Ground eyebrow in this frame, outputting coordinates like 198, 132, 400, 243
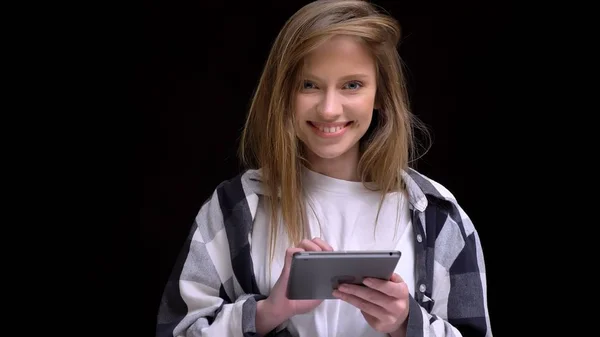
303, 73, 372, 82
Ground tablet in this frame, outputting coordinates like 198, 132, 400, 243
286, 250, 401, 300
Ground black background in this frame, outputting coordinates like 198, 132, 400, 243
125, 1, 519, 335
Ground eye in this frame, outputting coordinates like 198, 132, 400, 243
343, 81, 363, 90
302, 80, 317, 90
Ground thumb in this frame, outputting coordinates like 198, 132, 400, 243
283, 247, 305, 275
390, 273, 404, 283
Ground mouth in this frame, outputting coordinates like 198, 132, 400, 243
307, 121, 353, 137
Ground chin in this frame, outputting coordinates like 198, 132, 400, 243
311, 150, 346, 160
305, 143, 358, 160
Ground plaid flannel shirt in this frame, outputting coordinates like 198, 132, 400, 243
156, 168, 492, 337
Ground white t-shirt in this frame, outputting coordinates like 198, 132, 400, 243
251, 167, 415, 337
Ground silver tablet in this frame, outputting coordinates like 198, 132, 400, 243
286, 250, 402, 300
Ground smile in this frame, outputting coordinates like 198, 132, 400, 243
308, 121, 353, 138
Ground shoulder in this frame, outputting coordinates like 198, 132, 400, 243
204, 169, 265, 213
211, 168, 263, 198
404, 167, 476, 236
405, 167, 459, 204
193, 169, 263, 242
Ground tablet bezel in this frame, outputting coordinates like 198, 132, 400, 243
286, 250, 401, 300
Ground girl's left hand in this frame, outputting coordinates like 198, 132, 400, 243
333, 273, 409, 336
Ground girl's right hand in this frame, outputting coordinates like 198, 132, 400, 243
256, 238, 333, 334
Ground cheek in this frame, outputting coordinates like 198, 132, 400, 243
354, 114, 372, 132
351, 97, 375, 126
293, 98, 308, 137
294, 95, 311, 116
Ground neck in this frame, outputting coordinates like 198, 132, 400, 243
305, 145, 361, 181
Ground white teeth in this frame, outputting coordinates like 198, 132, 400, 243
319, 126, 343, 133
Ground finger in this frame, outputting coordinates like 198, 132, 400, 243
336, 283, 393, 309
311, 237, 333, 251
297, 239, 322, 252
281, 247, 306, 301
283, 247, 305, 273
363, 275, 408, 299
361, 311, 400, 334
333, 290, 388, 318
390, 273, 403, 283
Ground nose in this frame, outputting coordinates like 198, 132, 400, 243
317, 89, 342, 121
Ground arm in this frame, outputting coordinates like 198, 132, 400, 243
156, 190, 266, 337
255, 299, 290, 335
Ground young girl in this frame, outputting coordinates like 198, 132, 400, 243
156, 1, 492, 336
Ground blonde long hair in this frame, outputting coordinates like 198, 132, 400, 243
239, 0, 429, 256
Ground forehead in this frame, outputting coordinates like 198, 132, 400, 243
301, 35, 376, 78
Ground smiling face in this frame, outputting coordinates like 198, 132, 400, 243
294, 35, 377, 169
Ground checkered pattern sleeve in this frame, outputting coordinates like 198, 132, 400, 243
156, 175, 265, 337
405, 172, 492, 337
